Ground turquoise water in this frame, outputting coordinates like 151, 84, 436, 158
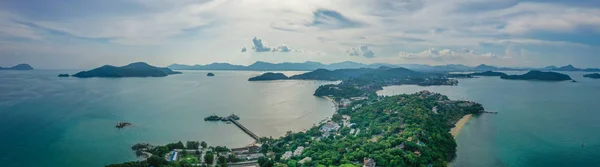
0, 70, 335, 167
379, 71, 600, 167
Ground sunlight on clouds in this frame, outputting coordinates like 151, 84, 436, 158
1, 0, 600, 67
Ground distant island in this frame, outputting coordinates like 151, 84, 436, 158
207, 73, 215, 76
548, 64, 600, 72
168, 61, 600, 73
58, 74, 70, 77
583, 73, 600, 79
470, 71, 508, 77
501, 70, 572, 81
0, 64, 33, 70
73, 62, 181, 78
248, 72, 288, 81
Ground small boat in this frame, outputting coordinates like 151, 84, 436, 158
116, 122, 132, 129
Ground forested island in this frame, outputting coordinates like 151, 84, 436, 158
500, 70, 572, 81
469, 71, 507, 77
73, 62, 181, 78
0, 64, 33, 70
583, 73, 600, 79
248, 72, 289, 81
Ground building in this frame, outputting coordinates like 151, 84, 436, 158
363, 158, 376, 167
340, 99, 352, 107
320, 122, 340, 132
235, 153, 264, 160
170, 151, 178, 161
298, 157, 312, 164
293, 146, 304, 156
281, 151, 293, 160
395, 143, 405, 150
350, 96, 368, 101
231, 145, 261, 154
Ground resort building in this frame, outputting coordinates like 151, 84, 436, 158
281, 151, 293, 160
363, 158, 376, 167
320, 122, 340, 132
293, 146, 304, 156
298, 157, 312, 164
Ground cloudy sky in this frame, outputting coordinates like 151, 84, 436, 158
1, 0, 599, 69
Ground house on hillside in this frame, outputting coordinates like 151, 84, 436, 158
363, 158, 376, 167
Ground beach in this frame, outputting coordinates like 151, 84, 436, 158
450, 114, 472, 138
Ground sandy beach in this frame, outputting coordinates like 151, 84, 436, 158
450, 114, 472, 138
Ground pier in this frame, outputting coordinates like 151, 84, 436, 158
229, 118, 261, 141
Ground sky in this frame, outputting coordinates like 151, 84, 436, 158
1, 0, 600, 69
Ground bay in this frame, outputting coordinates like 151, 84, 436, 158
0, 70, 335, 167
378, 71, 600, 167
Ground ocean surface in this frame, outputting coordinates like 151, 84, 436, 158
379, 71, 600, 167
0, 70, 336, 167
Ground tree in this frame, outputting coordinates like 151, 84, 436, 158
332, 114, 343, 122
205, 152, 215, 164
186, 141, 200, 149
201, 141, 208, 149
287, 160, 297, 167
340, 127, 351, 136
218, 156, 228, 167
147, 155, 168, 167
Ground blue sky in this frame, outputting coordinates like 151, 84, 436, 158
0, 0, 599, 69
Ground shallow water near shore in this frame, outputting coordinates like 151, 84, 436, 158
378, 71, 600, 167
0, 70, 335, 167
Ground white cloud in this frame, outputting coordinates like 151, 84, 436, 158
398, 48, 500, 63
346, 45, 375, 58
251, 37, 299, 53
1, 0, 600, 67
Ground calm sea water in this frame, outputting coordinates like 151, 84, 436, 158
379, 71, 600, 167
0, 70, 336, 167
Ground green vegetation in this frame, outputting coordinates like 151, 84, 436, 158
501, 70, 572, 81
583, 73, 600, 79
259, 91, 484, 166
73, 62, 181, 78
469, 71, 508, 77
108, 140, 237, 167
248, 72, 289, 81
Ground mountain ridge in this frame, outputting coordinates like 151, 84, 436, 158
168, 61, 600, 72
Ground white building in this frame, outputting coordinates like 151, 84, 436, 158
320, 122, 341, 132
293, 146, 304, 156
281, 151, 293, 160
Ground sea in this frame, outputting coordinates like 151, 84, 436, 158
0, 70, 336, 167
1, 70, 599, 167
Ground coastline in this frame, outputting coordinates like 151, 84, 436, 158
323, 96, 338, 113
450, 114, 472, 138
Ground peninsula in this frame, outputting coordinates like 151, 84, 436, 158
500, 70, 572, 81
0, 64, 33, 70
583, 73, 600, 79
73, 62, 181, 78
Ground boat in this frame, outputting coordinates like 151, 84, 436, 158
204, 115, 222, 121
116, 122, 132, 128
